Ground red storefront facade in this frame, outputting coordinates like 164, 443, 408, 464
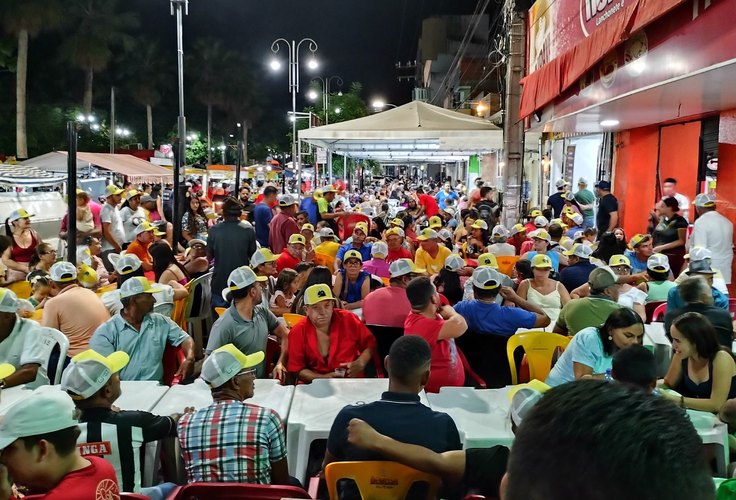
522, 0, 736, 281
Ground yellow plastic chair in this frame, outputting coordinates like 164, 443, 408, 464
507, 331, 571, 384
283, 313, 306, 328
214, 307, 227, 318
7, 281, 31, 300
95, 283, 117, 296
31, 309, 43, 321
496, 255, 520, 277
325, 461, 441, 500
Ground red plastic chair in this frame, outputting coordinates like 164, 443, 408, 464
457, 346, 487, 389
162, 344, 187, 386
165, 482, 313, 499
729, 298, 736, 317
645, 301, 666, 323
120, 494, 150, 499
651, 302, 667, 322
337, 213, 371, 241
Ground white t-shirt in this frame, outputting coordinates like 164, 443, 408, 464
100, 203, 126, 252
0, 316, 49, 387
689, 210, 734, 284
618, 287, 647, 309
487, 242, 516, 257
119, 206, 147, 243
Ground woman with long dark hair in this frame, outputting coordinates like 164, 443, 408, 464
149, 240, 190, 286
591, 231, 626, 265
433, 254, 465, 305
3, 208, 41, 282
181, 195, 208, 242
652, 197, 688, 274
662, 312, 736, 412
546, 308, 644, 386
28, 243, 56, 275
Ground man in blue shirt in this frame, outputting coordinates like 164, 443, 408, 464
454, 267, 550, 387
334, 221, 372, 272
299, 191, 319, 225
435, 183, 458, 210
624, 233, 652, 274
254, 186, 278, 248
667, 259, 729, 311
559, 243, 597, 292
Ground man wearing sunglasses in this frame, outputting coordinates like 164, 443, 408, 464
177, 344, 292, 486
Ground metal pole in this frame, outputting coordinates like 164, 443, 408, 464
235, 140, 242, 195
343, 153, 347, 184
171, 0, 188, 247
207, 105, 212, 165
66, 122, 78, 265
109, 87, 115, 154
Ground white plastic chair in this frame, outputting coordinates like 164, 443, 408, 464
153, 301, 175, 317
37, 327, 69, 384
183, 272, 213, 352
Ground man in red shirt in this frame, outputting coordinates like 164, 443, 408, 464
403, 276, 467, 393
275, 233, 306, 273
287, 284, 376, 383
125, 221, 158, 272
415, 187, 439, 218
385, 227, 413, 263
268, 194, 300, 252
364, 259, 425, 329
0, 389, 120, 499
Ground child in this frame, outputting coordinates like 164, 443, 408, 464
270, 268, 299, 316
362, 241, 390, 279
28, 272, 51, 309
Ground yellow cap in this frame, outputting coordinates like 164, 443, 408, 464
105, 184, 124, 196
304, 283, 336, 305
251, 248, 279, 268
470, 219, 488, 230
73, 349, 130, 374
477, 252, 498, 269
428, 216, 443, 229
118, 276, 164, 299
77, 263, 98, 286
531, 229, 551, 242
390, 218, 404, 228
301, 223, 314, 233
0, 363, 15, 380
354, 222, 368, 234
126, 190, 143, 200
417, 228, 439, 241
530, 209, 543, 217
609, 254, 631, 268
385, 227, 403, 238
288, 233, 306, 245
531, 254, 553, 268
629, 233, 650, 249
343, 249, 363, 263
507, 379, 551, 402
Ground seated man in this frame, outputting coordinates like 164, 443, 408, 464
503, 380, 713, 500
287, 284, 376, 383
404, 276, 467, 393
664, 275, 733, 348
124, 221, 159, 272
668, 257, 729, 311
275, 234, 308, 274
334, 222, 372, 272
454, 267, 549, 387
559, 243, 596, 293
61, 349, 184, 498
207, 266, 288, 379
323, 335, 461, 468
90, 277, 195, 382
0, 388, 120, 498
43, 261, 110, 357
0, 288, 47, 388
363, 259, 425, 329
178, 344, 291, 485
414, 229, 452, 275
461, 253, 514, 302
611, 344, 657, 392
553, 267, 622, 336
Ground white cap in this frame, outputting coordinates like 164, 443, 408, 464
472, 267, 503, 290
442, 206, 456, 217
693, 193, 716, 208
0, 288, 19, 314
319, 227, 336, 240
389, 258, 425, 278
119, 276, 164, 299
227, 266, 267, 291
570, 213, 584, 225
114, 254, 142, 275
7, 208, 34, 222
50, 261, 77, 283
578, 177, 589, 185
534, 216, 549, 227
647, 253, 670, 273
200, 344, 265, 389
250, 248, 279, 268
61, 350, 130, 399
686, 247, 712, 262
0, 387, 78, 449
492, 225, 509, 238
437, 228, 453, 241
444, 254, 465, 272
564, 243, 593, 259
278, 193, 298, 207
510, 387, 546, 427
370, 241, 388, 259
555, 179, 568, 188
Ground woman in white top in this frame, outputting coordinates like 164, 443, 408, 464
119, 190, 146, 243
517, 254, 570, 325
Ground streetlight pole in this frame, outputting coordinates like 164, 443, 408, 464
170, 0, 188, 246
309, 75, 342, 185
66, 122, 78, 265
271, 38, 318, 195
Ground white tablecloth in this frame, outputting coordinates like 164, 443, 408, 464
150, 378, 294, 421
426, 386, 514, 450
286, 378, 429, 482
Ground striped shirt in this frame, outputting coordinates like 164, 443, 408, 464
177, 399, 286, 484
77, 408, 177, 492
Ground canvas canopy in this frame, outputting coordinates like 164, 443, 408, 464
298, 100, 503, 163
22, 152, 173, 184
0, 163, 66, 189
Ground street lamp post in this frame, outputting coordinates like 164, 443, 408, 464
270, 38, 318, 195
309, 75, 342, 185
66, 113, 97, 265
170, 0, 188, 246
371, 100, 398, 111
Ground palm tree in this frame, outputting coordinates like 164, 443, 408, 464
61, 0, 139, 114
220, 62, 264, 166
127, 42, 168, 149
189, 39, 235, 165
0, 0, 63, 159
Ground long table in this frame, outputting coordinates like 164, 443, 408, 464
286, 378, 430, 483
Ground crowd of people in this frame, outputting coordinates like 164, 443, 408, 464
0, 174, 732, 499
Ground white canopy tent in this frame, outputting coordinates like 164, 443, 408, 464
298, 100, 503, 163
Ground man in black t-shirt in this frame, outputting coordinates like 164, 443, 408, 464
595, 180, 619, 238
546, 179, 568, 218
475, 186, 500, 229
61, 349, 190, 497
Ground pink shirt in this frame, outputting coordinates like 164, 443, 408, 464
363, 286, 411, 328
362, 259, 390, 278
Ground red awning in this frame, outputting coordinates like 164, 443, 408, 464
519, 0, 689, 120
61, 152, 174, 183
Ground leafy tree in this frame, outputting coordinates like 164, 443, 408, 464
0, 0, 63, 159
60, 0, 139, 114
219, 60, 264, 166
127, 41, 168, 149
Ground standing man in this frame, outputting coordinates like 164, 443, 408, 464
269, 194, 300, 252
547, 179, 568, 218
238, 184, 255, 222
254, 186, 278, 248
300, 190, 320, 225
690, 193, 733, 284
574, 177, 596, 229
594, 180, 618, 237
475, 186, 500, 229
435, 183, 457, 210
317, 187, 341, 233
662, 177, 691, 221
100, 184, 126, 264
208, 198, 258, 308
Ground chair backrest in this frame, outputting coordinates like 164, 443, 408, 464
167, 482, 312, 499
162, 344, 186, 386
495, 256, 520, 278
337, 213, 371, 241
214, 306, 227, 318
325, 461, 442, 500
456, 346, 487, 389
645, 300, 666, 323
7, 280, 32, 300
652, 302, 667, 322
37, 327, 69, 384
729, 298, 736, 317
183, 272, 213, 320
507, 332, 571, 385
283, 312, 306, 328
152, 301, 174, 317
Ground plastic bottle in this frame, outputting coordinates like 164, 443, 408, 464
604, 368, 613, 381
